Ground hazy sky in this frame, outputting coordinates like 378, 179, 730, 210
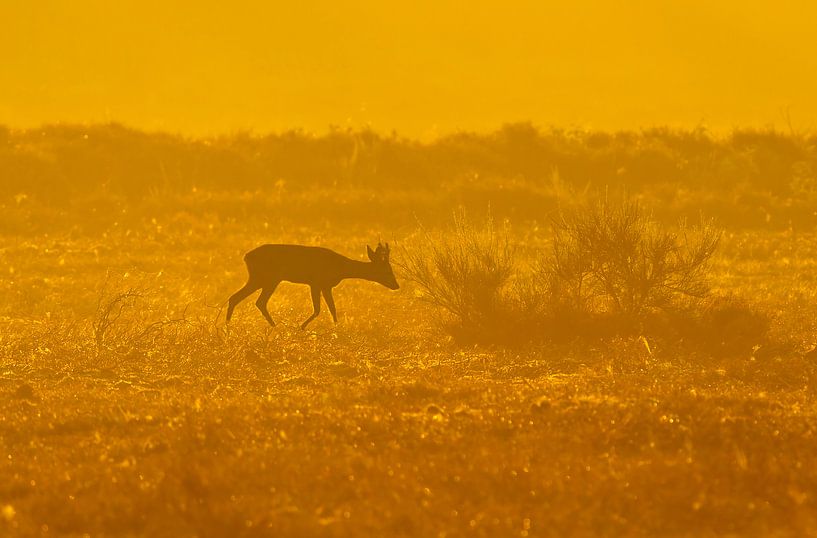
1, 1, 815, 137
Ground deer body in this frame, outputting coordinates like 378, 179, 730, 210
226, 243, 398, 330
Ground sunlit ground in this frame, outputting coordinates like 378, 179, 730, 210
1, 221, 816, 536
2, 125, 817, 535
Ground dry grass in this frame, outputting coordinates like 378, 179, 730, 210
2, 125, 817, 536
1, 219, 817, 537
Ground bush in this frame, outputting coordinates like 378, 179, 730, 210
547, 198, 721, 317
400, 211, 516, 339
403, 200, 725, 346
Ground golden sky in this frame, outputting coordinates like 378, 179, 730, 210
1, 1, 815, 137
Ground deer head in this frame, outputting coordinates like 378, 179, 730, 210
367, 242, 399, 290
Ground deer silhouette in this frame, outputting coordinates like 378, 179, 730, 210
226, 242, 399, 329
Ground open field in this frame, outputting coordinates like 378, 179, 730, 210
2, 125, 817, 536
1, 223, 817, 537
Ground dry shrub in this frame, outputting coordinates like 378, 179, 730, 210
400, 201, 777, 355
92, 272, 191, 354
547, 197, 721, 317
400, 211, 517, 341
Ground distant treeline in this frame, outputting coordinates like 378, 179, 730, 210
1, 122, 816, 229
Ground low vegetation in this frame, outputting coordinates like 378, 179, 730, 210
547, 199, 721, 316
402, 199, 728, 348
3, 123, 817, 235
1, 125, 816, 536
400, 211, 515, 340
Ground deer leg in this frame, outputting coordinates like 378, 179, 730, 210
226, 281, 260, 322
300, 286, 322, 330
323, 288, 338, 323
255, 282, 279, 327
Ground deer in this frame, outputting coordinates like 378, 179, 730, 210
226, 242, 399, 330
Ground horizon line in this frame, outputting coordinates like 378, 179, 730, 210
2, 119, 811, 142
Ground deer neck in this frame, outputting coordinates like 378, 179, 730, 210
342, 259, 379, 283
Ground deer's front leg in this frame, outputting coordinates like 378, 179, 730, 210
323, 288, 338, 323
300, 286, 322, 330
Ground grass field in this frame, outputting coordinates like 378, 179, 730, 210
2, 212, 817, 536
2, 124, 817, 536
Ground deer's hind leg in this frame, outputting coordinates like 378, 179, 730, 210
255, 281, 280, 327
300, 286, 322, 330
226, 281, 260, 322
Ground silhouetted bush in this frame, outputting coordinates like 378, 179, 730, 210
405, 201, 729, 346
547, 198, 722, 317
400, 211, 516, 340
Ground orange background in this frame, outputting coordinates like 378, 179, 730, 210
2, 1, 815, 137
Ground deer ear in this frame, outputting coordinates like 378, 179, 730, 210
367, 245, 376, 261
